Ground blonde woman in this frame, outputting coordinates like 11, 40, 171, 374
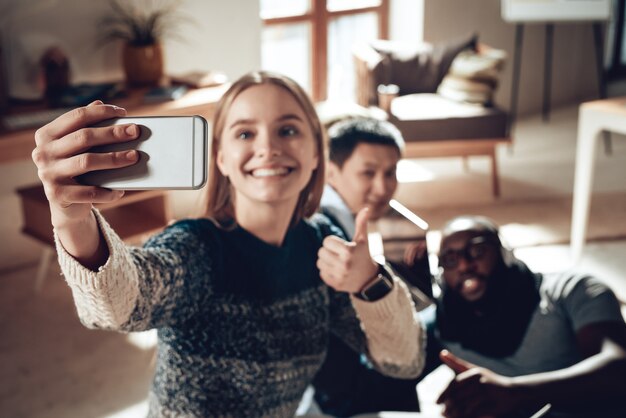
31, 71, 424, 417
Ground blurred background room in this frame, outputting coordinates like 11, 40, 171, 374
1, 0, 625, 417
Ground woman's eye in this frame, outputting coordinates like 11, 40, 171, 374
279, 125, 299, 137
237, 130, 253, 140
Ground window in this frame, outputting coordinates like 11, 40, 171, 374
260, 0, 389, 101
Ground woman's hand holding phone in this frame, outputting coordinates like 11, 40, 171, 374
32, 101, 139, 266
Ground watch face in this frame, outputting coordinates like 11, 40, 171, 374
362, 275, 393, 301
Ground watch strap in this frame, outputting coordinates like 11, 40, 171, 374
354, 263, 394, 302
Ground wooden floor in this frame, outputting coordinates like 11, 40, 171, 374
0, 265, 155, 418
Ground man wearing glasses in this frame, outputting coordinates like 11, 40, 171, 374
430, 215, 626, 418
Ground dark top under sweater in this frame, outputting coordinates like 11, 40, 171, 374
118, 215, 370, 417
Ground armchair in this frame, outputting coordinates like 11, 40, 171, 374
354, 35, 510, 197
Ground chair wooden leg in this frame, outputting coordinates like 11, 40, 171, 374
490, 148, 500, 197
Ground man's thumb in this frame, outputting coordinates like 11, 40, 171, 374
352, 207, 370, 243
440, 350, 473, 374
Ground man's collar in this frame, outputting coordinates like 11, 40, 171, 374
320, 185, 356, 240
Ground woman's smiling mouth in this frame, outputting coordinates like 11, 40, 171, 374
250, 167, 292, 178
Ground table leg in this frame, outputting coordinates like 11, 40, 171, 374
490, 147, 500, 198
507, 24, 524, 137
570, 110, 600, 262
592, 22, 613, 156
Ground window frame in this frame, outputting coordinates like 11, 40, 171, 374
262, 0, 389, 101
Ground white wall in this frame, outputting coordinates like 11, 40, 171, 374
0, 0, 261, 271
2, 0, 261, 99
390, 0, 424, 42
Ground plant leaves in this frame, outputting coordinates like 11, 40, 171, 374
98, 0, 191, 47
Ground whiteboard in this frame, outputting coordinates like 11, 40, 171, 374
501, 0, 611, 22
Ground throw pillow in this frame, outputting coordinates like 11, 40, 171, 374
437, 47, 507, 105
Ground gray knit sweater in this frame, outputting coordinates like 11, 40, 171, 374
55, 210, 424, 417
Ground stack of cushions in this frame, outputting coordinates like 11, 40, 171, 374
437, 46, 507, 105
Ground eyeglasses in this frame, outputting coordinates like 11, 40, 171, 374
438, 236, 496, 270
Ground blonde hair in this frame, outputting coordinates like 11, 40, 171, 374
199, 71, 326, 228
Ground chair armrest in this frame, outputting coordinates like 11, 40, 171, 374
353, 43, 385, 107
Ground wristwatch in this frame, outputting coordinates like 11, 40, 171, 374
354, 264, 394, 302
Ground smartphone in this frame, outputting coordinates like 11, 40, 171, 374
77, 115, 207, 190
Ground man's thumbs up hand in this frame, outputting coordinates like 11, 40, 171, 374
352, 206, 371, 244
317, 207, 379, 293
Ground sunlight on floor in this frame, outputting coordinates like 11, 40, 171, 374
126, 329, 158, 350
499, 222, 563, 249
105, 401, 149, 418
100, 332, 157, 417
514, 245, 575, 273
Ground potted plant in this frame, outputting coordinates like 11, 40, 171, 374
99, 0, 187, 86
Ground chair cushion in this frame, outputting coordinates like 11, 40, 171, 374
389, 93, 507, 141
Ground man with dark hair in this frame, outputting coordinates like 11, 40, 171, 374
321, 117, 406, 234
312, 117, 432, 416
432, 215, 626, 418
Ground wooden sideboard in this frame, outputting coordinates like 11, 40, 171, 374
18, 186, 172, 247
0, 84, 228, 164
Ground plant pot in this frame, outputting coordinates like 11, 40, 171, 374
122, 43, 164, 87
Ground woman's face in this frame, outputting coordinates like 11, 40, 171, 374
217, 83, 319, 213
